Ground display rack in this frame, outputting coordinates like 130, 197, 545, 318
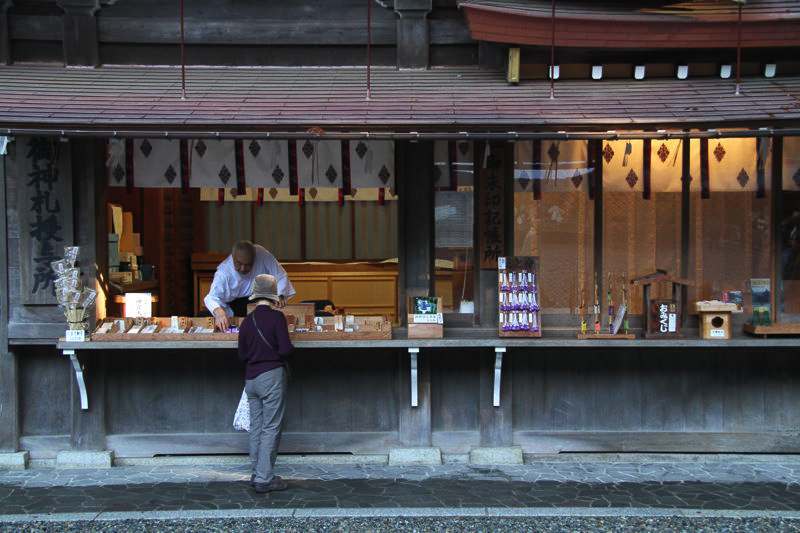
498, 256, 542, 338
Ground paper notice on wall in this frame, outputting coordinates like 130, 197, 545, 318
124, 292, 152, 318
110, 204, 123, 235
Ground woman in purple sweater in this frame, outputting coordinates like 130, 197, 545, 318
238, 274, 293, 493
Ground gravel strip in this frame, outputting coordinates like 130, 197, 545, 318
3, 516, 800, 532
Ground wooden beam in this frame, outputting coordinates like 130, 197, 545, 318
56, 0, 100, 67
0, 1, 12, 65
394, 0, 432, 69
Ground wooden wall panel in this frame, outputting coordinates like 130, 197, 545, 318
512, 348, 800, 435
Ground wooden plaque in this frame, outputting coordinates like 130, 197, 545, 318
16, 136, 73, 304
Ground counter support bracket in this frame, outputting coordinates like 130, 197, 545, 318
493, 347, 506, 407
63, 350, 88, 411
408, 348, 420, 407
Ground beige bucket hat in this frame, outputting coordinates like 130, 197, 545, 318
249, 274, 280, 303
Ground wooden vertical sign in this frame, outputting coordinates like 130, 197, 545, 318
17, 136, 73, 304
478, 143, 505, 269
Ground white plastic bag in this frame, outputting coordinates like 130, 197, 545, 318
233, 388, 250, 432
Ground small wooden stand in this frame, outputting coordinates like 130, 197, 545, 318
576, 333, 636, 340
631, 270, 693, 339
407, 296, 444, 339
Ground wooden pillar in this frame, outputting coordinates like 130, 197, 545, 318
680, 133, 691, 317
0, 154, 19, 453
396, 140, 435, 320
397, 349, 432, 446
57, 0, 100, 67
0, 1, 12, 65
70, 351, 106, 450
394, 0, 431, 69
479, 350, 512, 446
68, 139, 106, 451
72, 139, 103, 329
771, 137, 783, 321
476, 141, 510, 327
592, 140, 605, 325
0, 349, 19, 453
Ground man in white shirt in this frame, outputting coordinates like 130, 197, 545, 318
204, 241, 296, 331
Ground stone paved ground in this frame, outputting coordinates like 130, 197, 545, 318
2, 455, 800, 531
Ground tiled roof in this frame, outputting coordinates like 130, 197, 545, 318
458, 0, 800, 22
0, 65, 799, 131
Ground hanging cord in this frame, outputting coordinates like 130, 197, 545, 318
549, 0, 556, 99
735, 1, 742, 96
180, 0, 186, 100
366, 0, 372, 100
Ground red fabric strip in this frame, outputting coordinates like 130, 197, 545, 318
125, 139, 134, 191
448, 140, 458, 191
257, 188, 264, 206
179, 139, 190, 191
379, 187, 385, 206
217, 188, 224, 206
700, 138, 710, 199
341, 140, 352, 196
298, 187, 305, 207
532, 139, 542, 200
588, 140, 597, 200
234, 139, 246, 195
642, 139, 652, 200
756, 137, 767, 199
288, 139, 299, 196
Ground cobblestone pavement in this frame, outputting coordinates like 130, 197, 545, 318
2, 455, 800, 528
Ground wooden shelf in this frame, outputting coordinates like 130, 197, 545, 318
743, 323, 800, 337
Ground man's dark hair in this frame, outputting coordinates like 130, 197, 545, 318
232, 240, 255, 257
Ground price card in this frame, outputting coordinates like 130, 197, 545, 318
710, 329, 726, 338
65, 329, 86, 342
412, 313, 443, 324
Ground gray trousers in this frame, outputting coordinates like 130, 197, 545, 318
245, 366, 286, 484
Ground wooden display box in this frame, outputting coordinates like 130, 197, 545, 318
294, 314, 392, 340
407, 296, 444, 339
91, 304, 392, 342
695, 301, 741, 340
91, 317, 240, 341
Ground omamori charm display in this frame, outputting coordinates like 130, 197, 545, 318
498, 256, 542, 338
